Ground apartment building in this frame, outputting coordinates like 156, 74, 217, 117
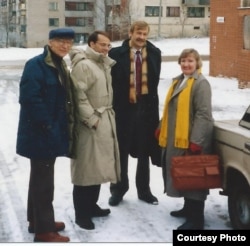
0, 0, 97, 47
130, 0, 210, 39
210, 0, 250, 88
0, 0, 210, 48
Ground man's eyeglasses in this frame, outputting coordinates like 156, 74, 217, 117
96, 42, 112, 49
54, 39, 73, 47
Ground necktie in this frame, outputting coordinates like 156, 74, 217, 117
135, 50, 142, 96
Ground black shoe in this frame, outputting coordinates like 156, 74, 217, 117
75, 218, 95, 230
92, 205, 111, 217
138, 193, 158, 205
108, 195, 123, 206
177, 219, 204, 230
170, 208, 187, 218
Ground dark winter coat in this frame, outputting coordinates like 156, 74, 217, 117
16, 45, 75, 159
109, 39, 161, 165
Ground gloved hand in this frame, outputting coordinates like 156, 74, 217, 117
187, 142, 202, 155
154, 127, 161, 140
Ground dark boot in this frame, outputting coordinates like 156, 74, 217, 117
170, 198, 191, 218
177, 200, 205, 230
109, 194, 123, 206
92, 204, 111, 217
75, 217, 95, 230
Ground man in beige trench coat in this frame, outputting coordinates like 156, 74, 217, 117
69, 31, 121, 230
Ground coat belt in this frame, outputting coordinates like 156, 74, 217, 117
95, 105, 113, 115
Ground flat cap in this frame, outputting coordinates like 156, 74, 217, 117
49, 28, 75, 40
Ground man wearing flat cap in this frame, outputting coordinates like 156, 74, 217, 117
16, 28, 75, 242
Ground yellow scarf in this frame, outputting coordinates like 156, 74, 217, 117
159, 77, 195, 148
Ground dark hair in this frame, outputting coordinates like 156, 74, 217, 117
87, 30, 110, 46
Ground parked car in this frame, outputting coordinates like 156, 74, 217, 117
213, 105, 250, 229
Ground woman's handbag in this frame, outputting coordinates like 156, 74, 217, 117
171, 154, 222, 190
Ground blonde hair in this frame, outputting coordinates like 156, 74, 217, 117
129, 21, 150, 33
178, 48, 202, 69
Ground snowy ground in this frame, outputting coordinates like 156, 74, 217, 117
0, 38, 250, 244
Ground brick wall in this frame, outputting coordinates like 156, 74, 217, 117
209, 0, 250, 88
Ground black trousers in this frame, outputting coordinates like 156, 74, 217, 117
27, 158, 56, 233
110, 151, 150, 197
73, 184, 101, 220
110, 102, 151, 197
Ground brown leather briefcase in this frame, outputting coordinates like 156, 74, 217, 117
171, 155, 222, 190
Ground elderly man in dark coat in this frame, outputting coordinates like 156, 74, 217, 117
108, 21, 161, 206
16, 28, 75, 242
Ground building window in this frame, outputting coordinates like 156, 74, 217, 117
65, 2, 93, 11
183, 0, 210, 4
187, 7, 205, 18
49, 2, 58, 11
199, 0, 210, 5
76, 18, 85, 26
145, 6, 162, 17
242, 0, 250, 7
49, 18, 59, 27
1, 0, 7, 7
166, 7, 180, 17
65, 17, 93, 27
65, 17, 86, 26
243, 15, 250, 50
20, 24, 26, 33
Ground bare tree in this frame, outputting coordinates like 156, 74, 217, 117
73, 0, 131, 42
0, 3, 9, 47
180, 4, 187, 38
94, 0, 106, 31
0, 1, 18, 47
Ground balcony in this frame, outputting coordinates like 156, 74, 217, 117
19, 4, 26, 16
106, 0, 121, 5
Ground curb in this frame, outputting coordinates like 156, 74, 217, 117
162, 55, 209, 62
0, 55, 210, 69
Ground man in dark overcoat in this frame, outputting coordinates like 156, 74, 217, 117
108, 21, 161, 206
16, 28, 75, 242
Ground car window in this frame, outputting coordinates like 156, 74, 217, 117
239, 105, 250, 130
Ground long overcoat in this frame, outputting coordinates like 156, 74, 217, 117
109, 39, 161, 165
69, 46, 121, 186
16, 46, 75, 159
162, 70, 214, 201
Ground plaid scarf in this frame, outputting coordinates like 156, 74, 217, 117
129, 40, 148, 103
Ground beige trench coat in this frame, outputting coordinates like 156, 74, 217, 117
69, 46, 121, 186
